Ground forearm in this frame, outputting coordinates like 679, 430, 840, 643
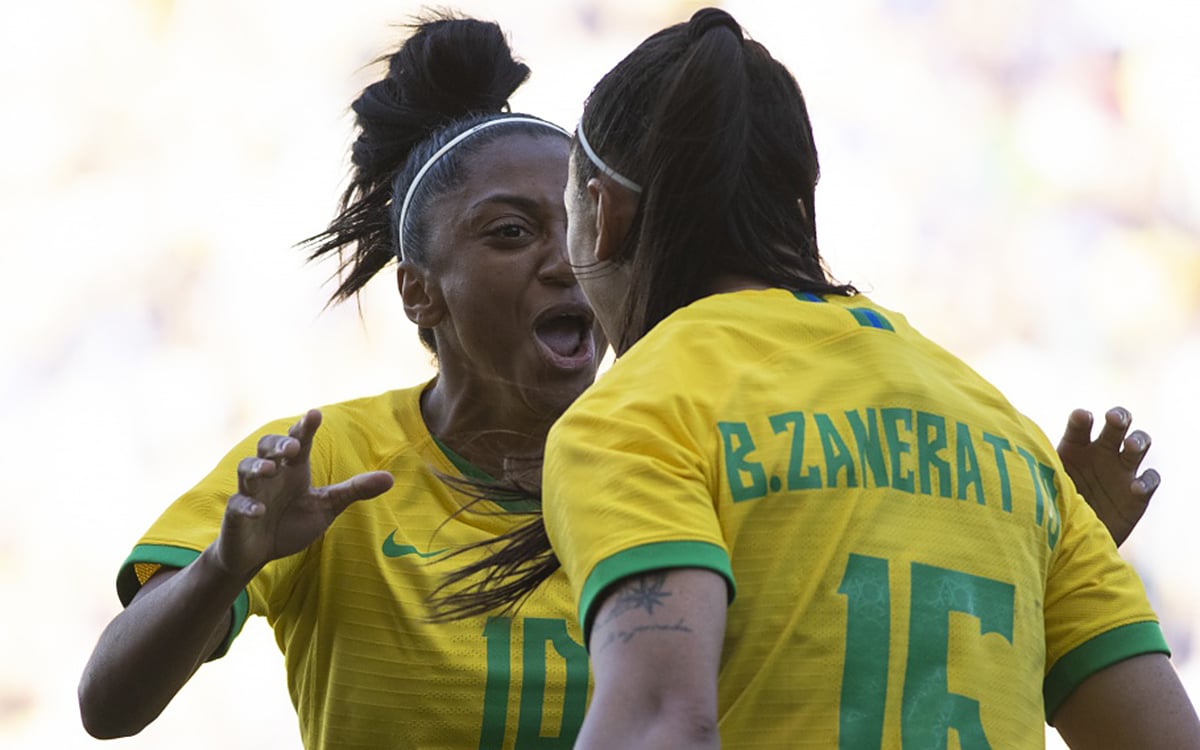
78, 544, 250, 738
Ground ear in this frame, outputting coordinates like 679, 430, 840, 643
397, 261, 446, 328
590, 177, 638, 264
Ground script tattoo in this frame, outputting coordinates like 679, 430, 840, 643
596, 618, 693, 653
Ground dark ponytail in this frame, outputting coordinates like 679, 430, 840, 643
301, 14, 564, 353
576, 7, 854, 353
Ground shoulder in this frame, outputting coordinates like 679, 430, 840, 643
311, 384, 426, 442
297, 383, 435, 480
567, 290, 837, 416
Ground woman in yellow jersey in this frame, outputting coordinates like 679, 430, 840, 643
77, 16, 601, 750
77, 11, 1164, 750
459, 8, 1198, 749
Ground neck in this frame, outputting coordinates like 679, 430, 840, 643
420, 372, 556, 480
709, 273, 773, 295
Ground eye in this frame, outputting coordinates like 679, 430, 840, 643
493, 223, 531, 240
484, 219, 536, 247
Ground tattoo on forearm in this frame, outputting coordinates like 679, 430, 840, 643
597, 618, 693, 652
598, 572, 673, 626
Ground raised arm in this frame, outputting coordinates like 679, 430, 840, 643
1057, 407, 1160, 546
1052, 653, 1200, 749
575, 568, 728, 750
78, 410, 393, 738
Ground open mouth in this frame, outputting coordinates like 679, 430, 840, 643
533, 305, 597, 371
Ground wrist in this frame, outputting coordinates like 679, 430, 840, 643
198, 542, 262, 590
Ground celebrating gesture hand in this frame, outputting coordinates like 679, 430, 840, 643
1057, 406, 1160, 547
214, 409, 394, 578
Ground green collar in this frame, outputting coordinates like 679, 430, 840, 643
430, 435, 539, 513
430, 434, 494, 482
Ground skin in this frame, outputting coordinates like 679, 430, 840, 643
564, 161, 1198, 750
77, 133, 603, 739
563, 161, 637, 343
1053, 653, 1200, 749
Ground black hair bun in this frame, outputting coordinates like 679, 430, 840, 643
349, 14, 530, 177
390, 15, 530, 122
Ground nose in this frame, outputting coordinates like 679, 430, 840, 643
537, 238, 576, 287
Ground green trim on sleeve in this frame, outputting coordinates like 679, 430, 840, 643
116, 543, 251, 661
578, 540, 736, 642
1044, 621, 1170, 722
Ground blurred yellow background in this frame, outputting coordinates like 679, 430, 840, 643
1, 1, 1196, 747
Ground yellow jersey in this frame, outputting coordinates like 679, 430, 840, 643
544, 289, 1167, 748
118, 383, 588, 750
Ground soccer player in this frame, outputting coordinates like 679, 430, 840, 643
77, 17, 601, 749
529, 8, 1197, 748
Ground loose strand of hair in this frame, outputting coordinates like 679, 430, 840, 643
425, 472, 559, 621
427, 517, 560, 621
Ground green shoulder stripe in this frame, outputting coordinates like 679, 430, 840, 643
116, 543, 250, 660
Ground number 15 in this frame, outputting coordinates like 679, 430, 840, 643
839, 554, 1016, 749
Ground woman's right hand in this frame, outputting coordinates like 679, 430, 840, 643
213, 409, 395, 578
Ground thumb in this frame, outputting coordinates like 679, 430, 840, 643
321, 471, 394, 515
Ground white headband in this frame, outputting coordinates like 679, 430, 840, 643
397, 116, 570, 258
576, 124, 643, 194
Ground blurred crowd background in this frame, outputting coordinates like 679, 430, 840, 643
1, 0, 1196, 747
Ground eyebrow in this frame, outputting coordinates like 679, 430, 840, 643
467, 193, 548, 217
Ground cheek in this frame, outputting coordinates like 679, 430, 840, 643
564, 192, 592, 264
566, 222, 594, 269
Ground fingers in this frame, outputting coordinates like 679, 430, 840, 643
321, 471, 394, 515
289, 409, 322, 464
255, 409, 323, 463
237, 456, 278, 496
229, 457, 270, 521
1060, 408, 1095, 447
226, 491, 265, 519
1132, 468, 1161, 502
1095, 407, 1132, 450
1121, 430, 1151, 469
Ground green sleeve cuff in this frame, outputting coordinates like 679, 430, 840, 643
1044, 620, 1170, 722
579, 540, 736, 642
116, 543, 250, 661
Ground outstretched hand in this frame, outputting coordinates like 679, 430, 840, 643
214, 409, 394, 578
1057, 407, 1159, 547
